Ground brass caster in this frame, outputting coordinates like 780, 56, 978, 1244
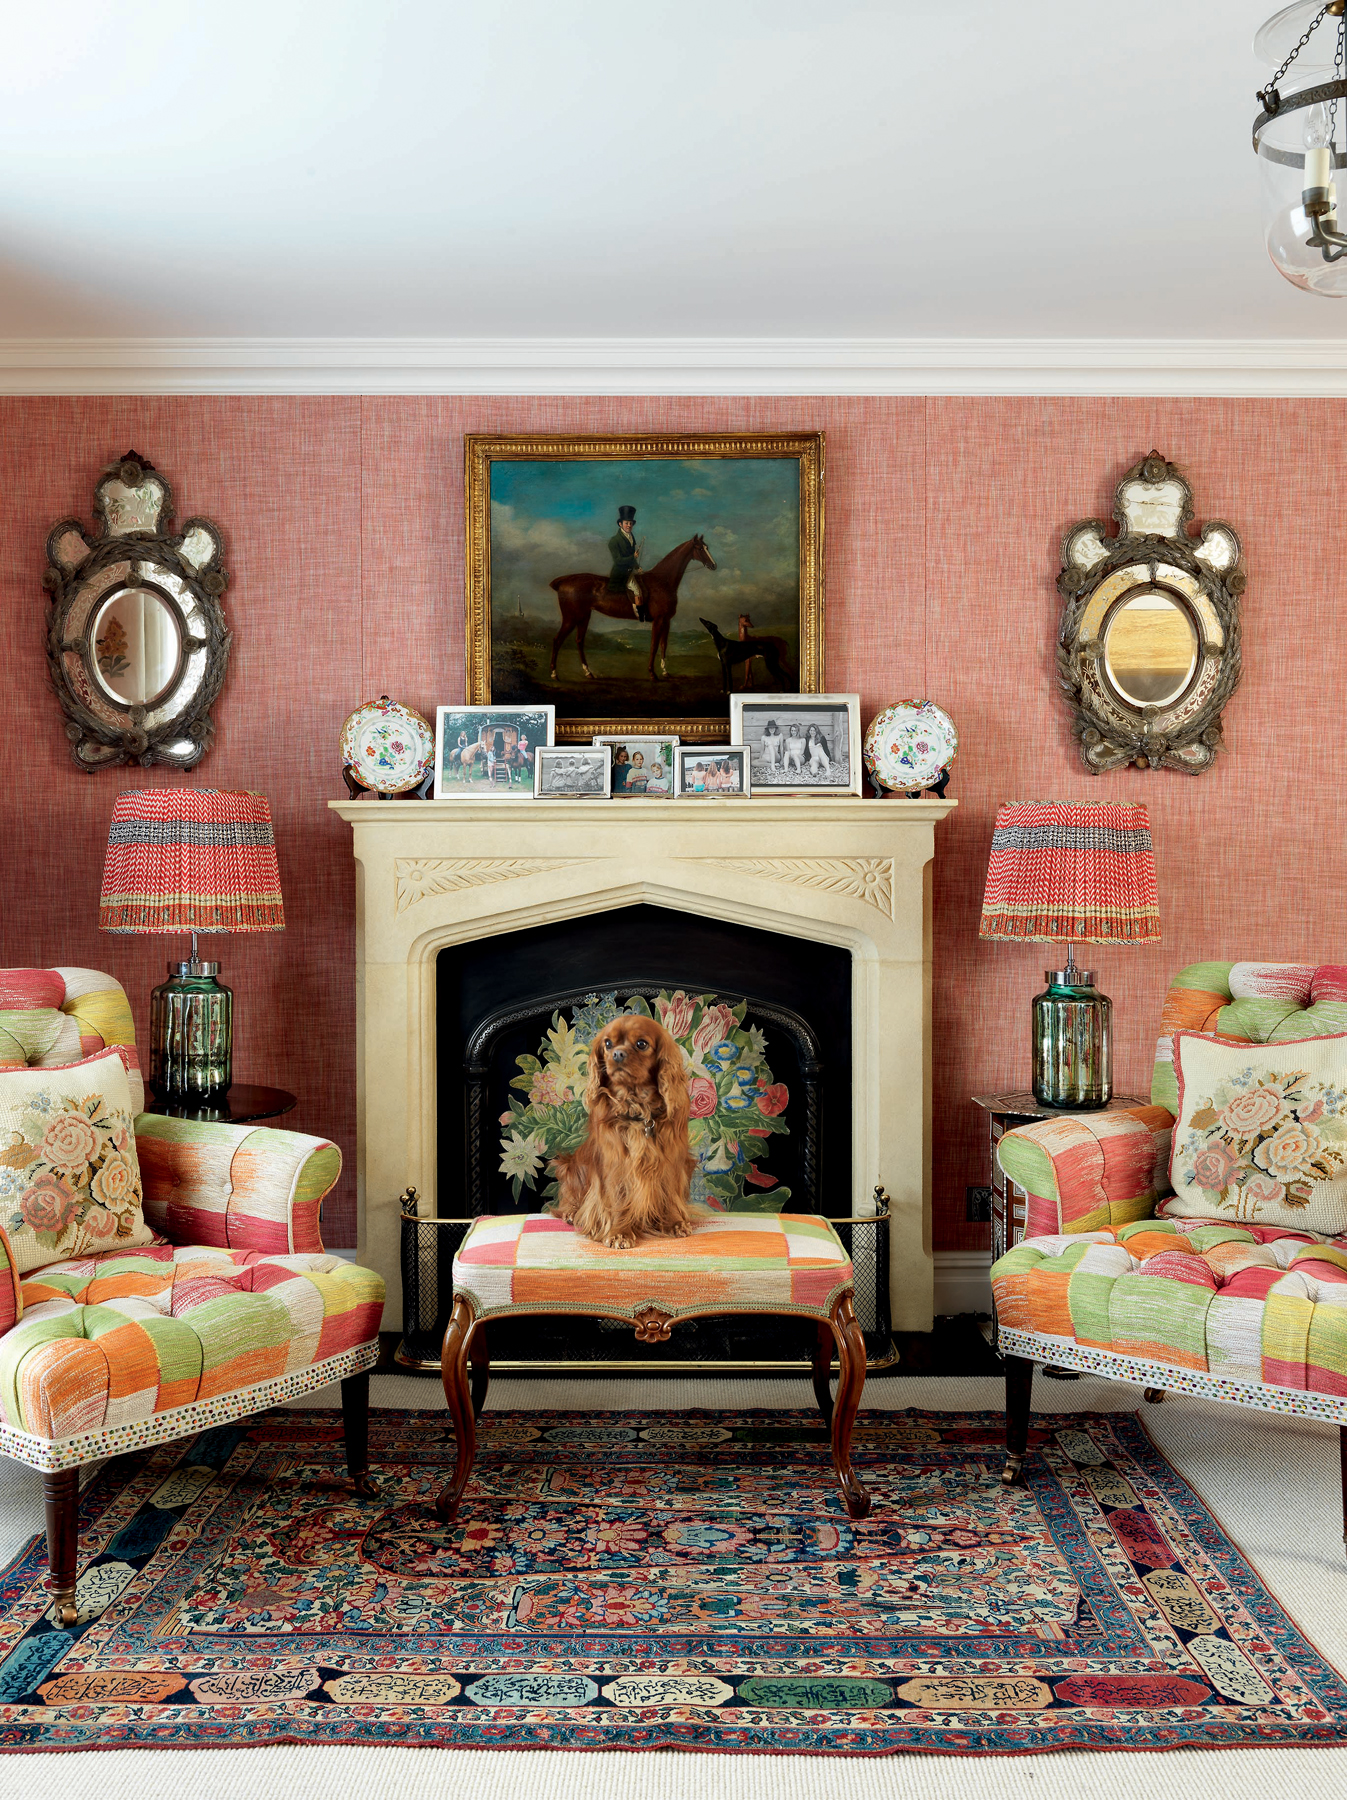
1143, 1388, 1165, 1405
350, 1471, 380, 1501
1001, 1455, 1025, 1486
51, 1598, 78, 1628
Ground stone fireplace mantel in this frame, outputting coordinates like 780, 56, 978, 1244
330, 796, 956, 1331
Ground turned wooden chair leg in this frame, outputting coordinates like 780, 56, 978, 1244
435, 1294, 478, 1521
828, 1294, 871, 1520
341, 1370, 379, 1499
43, 1468, 79, 1627
811, 1320, 835, 1428
1003, 1353, 1033, 1486
470, 1321, 491, 1421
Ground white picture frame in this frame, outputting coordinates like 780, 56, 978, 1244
591, 733, 679, 798
534, 744, 612, 799
729, 693, 862, 797
674, 745, 751, 797
433, 704, 555, 798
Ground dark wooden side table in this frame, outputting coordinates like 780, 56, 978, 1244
143, 1084, 297, 1124
973, 1089, 1147, 1262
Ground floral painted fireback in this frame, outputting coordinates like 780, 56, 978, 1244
498, 991, 790, 1211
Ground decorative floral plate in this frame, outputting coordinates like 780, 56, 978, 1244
863, 701, 958, 794
339, 695, 435, 795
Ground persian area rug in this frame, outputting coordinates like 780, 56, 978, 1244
0, 1406, 1345, 1755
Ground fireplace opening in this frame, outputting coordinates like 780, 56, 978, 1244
400, 904, 887, 1372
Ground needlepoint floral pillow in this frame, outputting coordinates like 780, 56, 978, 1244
0, 1048, 154, 1273
1168, 1029, 1347, 1236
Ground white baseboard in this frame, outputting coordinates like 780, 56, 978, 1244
4, 335, 1347, 396
933, 1250, 992, 1319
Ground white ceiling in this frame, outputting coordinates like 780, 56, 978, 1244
0, 0, 1338, 343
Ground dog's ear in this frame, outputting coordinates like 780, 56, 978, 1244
584, 1036, 607, 1112
654, 1022, 690, 1136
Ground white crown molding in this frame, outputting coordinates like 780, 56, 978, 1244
933, 1251, 992, 1319
4, 336, 1347, 397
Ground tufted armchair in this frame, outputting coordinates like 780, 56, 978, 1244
991, 961, 1347, 1538
0, 968, 384, 1623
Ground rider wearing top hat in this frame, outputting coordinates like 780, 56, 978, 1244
606, 505, 648, 620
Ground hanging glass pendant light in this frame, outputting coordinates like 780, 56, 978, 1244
1254, 2, 1347, 292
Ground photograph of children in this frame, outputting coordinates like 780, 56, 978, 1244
675, 745, 751, 798
730, 693, 862, 796
434, 705, 554, 797
591, 734, 678, 797
534, 745, 611, 799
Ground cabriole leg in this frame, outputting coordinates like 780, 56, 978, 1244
341, 1370, 378, 1499
1002, 1353, 1033, 1486
828, 1293, 871, 1520
435, 1295, 478, 1522
470, 1322, 491, 1421
43, 1468, 79, 1627
811, 1320, 835, 1428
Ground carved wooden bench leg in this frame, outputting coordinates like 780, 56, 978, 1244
435, 1294, 478, 1521
43, 1468, 79, 1627
1003, 1352, 1033, 1486
828, 1294, 870, 1520
341, 1370, 379, 1499
812, 1320, 835, 1429
470, 1322, 491, 1421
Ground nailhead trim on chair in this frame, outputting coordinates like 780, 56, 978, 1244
0, 1340, 377, 1472
998, 1326, 1347, 1425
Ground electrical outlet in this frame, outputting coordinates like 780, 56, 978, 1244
966, 1185, 992, 1222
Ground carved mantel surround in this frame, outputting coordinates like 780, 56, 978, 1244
329, 796, 956, 1332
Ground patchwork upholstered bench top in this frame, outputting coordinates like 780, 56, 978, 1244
451, 1208, 855, 1324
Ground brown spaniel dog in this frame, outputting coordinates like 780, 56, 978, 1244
553, 1014, 697, 1249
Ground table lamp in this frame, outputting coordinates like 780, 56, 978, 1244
100, 789, 285, 1099
978, 800, 1160, 1110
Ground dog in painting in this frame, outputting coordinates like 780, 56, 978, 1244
553, 1014, 697, 1249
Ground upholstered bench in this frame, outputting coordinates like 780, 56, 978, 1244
437, 1209, 871, 1519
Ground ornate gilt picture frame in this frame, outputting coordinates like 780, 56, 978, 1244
465, 432, 824, 743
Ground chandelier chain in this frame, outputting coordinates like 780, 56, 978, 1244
1259, 3, 1332, 110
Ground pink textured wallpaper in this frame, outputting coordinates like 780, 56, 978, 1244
0, 395, 1332, 1258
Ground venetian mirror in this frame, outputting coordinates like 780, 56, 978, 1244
43, 454, 231, 770
1056, 452, 1245, 774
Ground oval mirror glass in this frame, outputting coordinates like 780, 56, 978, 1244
91, 586, 182, 706
1103, 590, 1198, 707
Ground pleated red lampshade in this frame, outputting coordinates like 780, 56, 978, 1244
99, 789, 284, 935
978, 800, 1160, 945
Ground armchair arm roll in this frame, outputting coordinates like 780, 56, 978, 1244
135, 1115, 341, 1255
996, 1105, 1175, 1238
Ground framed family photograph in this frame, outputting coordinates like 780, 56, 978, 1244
534, 745, 611, 799
433, 704, 553, 798
592, 733, 677, 797
465, 432, 824, 744
675, 746, 751, 797
730, 693, 862, 796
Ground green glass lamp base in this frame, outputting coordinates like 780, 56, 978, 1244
149, 961, 233, 1099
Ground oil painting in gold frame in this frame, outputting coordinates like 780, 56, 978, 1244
465, 432, 824, 743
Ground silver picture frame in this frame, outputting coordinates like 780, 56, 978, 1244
674, 745, 751, 797
534, 744, 612, 799
591, 733, 679, 798
433, 704, 555, 798
729, 692, 862, 797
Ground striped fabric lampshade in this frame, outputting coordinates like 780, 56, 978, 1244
979, 801, 1160, 1111
99, 790, 284, 1101
979, 800, 1160, 945
100, 789, 284, 935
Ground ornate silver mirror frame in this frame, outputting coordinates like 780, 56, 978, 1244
43, 453, 231, 771
1056, 451, 1245, 774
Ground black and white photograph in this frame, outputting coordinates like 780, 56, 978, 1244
533, 745, 612, 799
591, 735, 678, 797
675, 746, 751, 798
730, 694, 862, 796
433, 704, 554, 798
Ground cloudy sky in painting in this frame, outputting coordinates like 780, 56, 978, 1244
489, 456, 800, 634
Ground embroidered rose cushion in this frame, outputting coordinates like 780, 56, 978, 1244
0, 1047, 154, 1272
1168, 1029, 1347, 1236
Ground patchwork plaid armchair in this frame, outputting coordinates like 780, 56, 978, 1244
0, 968, 384, 1623
991, 961, 1347, 1540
